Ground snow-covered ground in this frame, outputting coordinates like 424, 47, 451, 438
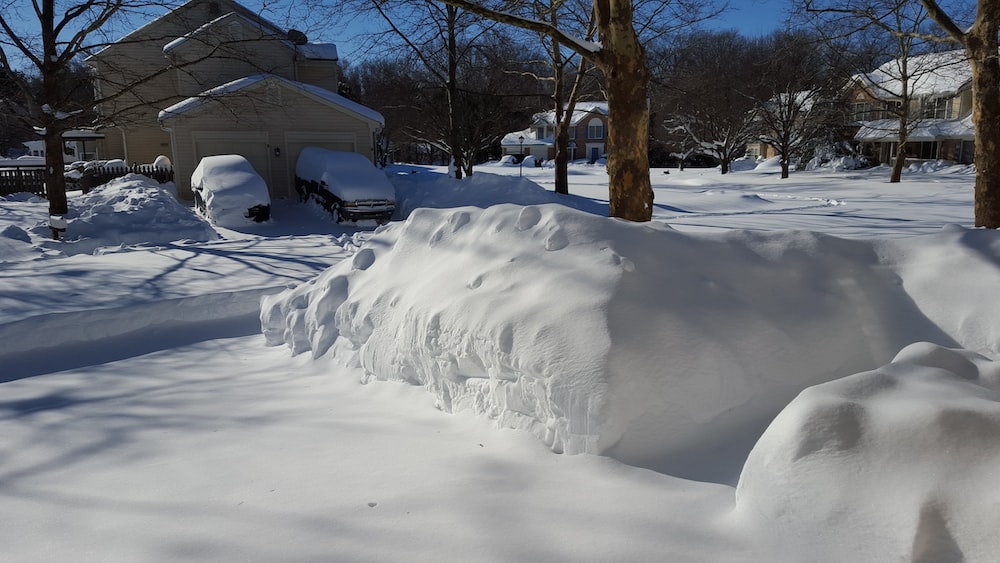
1, 159, 998, 562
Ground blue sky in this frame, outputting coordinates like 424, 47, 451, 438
709, 1, 791, 37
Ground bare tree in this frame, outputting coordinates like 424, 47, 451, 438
920, 0, 1000, 227
754, 32, 847, 179
657, 31, 766, 174
427, 0, 655, 220
0, 0, 148, 238
363, 0, 502, 179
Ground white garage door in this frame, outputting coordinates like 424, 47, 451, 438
194, 132, 271, 188
285, 132, 357, 185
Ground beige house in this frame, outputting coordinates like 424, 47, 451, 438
501, 102, 609, 164
849, 49, 975, 165
87, 0, 384, 199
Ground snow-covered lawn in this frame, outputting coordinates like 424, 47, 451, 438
1, 160, 997, 561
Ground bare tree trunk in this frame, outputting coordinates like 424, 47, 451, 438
922, 0, 1000, 227
445, 5, 464, 180
967, 46, 1000, 227
596, 0, 652, 221
41, 0, 67, 239
43, 130, 68, 239
552, 34, 570, 195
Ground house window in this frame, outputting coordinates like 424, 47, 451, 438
922, 97, 952, 119
852, 102, 872, 121
587, 118, 604, 139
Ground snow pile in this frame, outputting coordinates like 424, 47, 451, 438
735, 342, 1000, 561
261, 202, 1000, 476
31, 174, 218, 255
390, 170, 563, 218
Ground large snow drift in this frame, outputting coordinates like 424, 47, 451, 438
261, 203, 1000, 478
736, 342, 1000, 561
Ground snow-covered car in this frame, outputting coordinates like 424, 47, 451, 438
190, 155, 271, 226
294, 148, 395, 223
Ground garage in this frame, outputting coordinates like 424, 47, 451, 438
193, 131, 274, 194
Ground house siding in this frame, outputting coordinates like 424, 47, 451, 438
165, 84, 377, 199
295, 60, 339, 93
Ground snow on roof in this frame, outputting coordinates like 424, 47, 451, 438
89, 0, 285, 60
296, 43, 338, 61
163, 11, 272, 54
854, 115, 975, 142
158, 74, 384, 126
532, 101, 609, 127
501, 128, 553, 147
855, 49, 971, 99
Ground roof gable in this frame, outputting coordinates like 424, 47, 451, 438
531, 101, 609, 127
158, 74, 384, 126
88, 0, 285, 60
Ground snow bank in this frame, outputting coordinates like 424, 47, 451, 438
389, 170, 562, 218
735, 342, 1000, 562
260, 203, 1000, 474
31, 174, 218, 255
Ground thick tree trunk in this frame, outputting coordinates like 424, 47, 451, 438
891, 149, 907, 183
891, 111, 909, 183
43, 131, 68, 239
596, 0, 652, 221
41, 0, 67, 240
554, 125, 570, 195
780, 155, 790, 179
967, 46, 1000, 227
921, 0, 1000, 227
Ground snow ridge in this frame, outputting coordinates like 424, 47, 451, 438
261, 203, 1000, 474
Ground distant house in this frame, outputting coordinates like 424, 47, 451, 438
22, 130, 104, 161
86, 0, 384, 199
848, 49, 974, 165
500, 102, 609, 164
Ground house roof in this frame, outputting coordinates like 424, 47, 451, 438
501, 129, 553, 148
296, 43, 338, 61
161, 10, 337, 61
531, 101, 609, 127
854, 115, 975, 142
854, 49, 971, 99
157, 74, 384, 126
88, 0, 304, 60
162, 11, 269, 54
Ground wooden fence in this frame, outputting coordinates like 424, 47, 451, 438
0, 163, 174, 199
0, 166, 47, 198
